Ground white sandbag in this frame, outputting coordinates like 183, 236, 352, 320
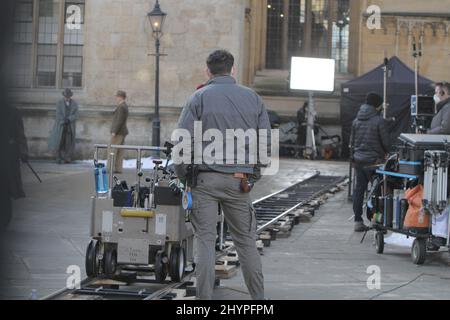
432, 207, 449, 238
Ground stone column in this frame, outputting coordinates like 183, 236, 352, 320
347, 0, 362, 75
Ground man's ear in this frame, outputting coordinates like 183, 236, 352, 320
231, 66, 236, 76
205, 68, 212, 79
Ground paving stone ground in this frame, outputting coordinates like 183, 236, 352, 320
1, 159, 450, 300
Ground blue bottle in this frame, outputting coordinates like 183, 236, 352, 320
29, 289, 38, 300
94, 162, 108, 194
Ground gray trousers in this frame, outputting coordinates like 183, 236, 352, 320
191, 172, 264, 300
107, 134, 126, 173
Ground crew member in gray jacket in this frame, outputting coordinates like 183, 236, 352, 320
429, 82, 450, 135
175, 50, 271, 300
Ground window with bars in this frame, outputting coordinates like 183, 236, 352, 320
63, 1, 84, 88
36, 0, 59, 87
266, 0, 283, 69
288, 0, 305, 60
9, 0, 85, 89
332, 0, 350, 73
266, 0, 350, 73
310, 0, 329, 59
11, 1, 34, 88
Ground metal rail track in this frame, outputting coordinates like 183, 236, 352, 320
254, 172, 346, 234
44, 269, 196, 300
44, 172, 346, 301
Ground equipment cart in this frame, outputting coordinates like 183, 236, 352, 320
367, 134, 450, 265
86, 144, 194, 282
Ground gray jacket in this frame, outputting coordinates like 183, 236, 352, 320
175, 75, 271, 177
350, 104, 391, 164
429, 98, 450, 135
48, 98, 78, 152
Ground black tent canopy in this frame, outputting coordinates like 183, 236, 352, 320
340, 56, 434, 158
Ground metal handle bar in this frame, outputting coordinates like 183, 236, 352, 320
94, 144, 168, 152
93, 144, 169, 204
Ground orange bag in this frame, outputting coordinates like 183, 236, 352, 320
403, 185, 430, 229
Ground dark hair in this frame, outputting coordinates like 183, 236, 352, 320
62, 88, 73, 98
116, 90, 127, 99
366, 92, 383, 108
206, 50, 234, 75
436, 82, 450, 96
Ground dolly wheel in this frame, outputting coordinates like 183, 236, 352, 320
412, 238, 427, 265
154, 251, 168, 283
375, 231, 384, 254
169, 247, 186, 282
104, 247, 117, 278
85, 240, 101, 278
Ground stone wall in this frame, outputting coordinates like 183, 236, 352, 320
12, 0, 450, 160
21, 105, 182, 160
12, 0, 249, 159
356, 0, 450, 81
368, 0, 450, 13
83, 0, 247, 108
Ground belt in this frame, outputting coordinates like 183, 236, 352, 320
198, 170, 248, 179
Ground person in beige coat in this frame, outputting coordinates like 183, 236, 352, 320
109, 90, 129, 174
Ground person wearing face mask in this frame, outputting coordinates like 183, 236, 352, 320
428, 82, 450, 135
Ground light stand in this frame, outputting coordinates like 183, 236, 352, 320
411, 35, 423, 133
305, 91, 318, 159
382, 55, 389, 120
289, 57, 335, 160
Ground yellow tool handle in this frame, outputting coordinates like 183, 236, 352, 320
120, 209, 155, 218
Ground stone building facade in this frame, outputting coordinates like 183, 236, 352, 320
7, 0, 450, 159
350, 0, 450, 80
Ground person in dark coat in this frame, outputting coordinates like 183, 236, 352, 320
48, 89, 79, 164
350, 93, 391, 232
0, 103, 28, 229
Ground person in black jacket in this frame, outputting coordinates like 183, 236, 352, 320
350, 93, 391, 232
0, 103, 29, 229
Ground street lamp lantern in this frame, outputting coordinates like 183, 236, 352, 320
147, 0, 166, 39
147, 0, 167, 150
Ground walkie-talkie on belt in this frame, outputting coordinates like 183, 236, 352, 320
182, 165, 198, 210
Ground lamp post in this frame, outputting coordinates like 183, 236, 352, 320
147, 0, 167, 148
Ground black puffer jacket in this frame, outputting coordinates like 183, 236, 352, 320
350, 104, 391, 163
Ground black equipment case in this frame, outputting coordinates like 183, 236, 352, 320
397, 134, 450, 162
398, 160, 422, 176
